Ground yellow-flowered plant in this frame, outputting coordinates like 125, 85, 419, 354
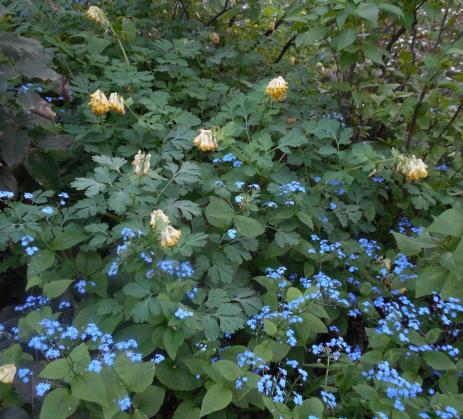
265, 76, 288, 102
210, 32, 220, 44
89, 89, 110, 115
86, 6, 108, 26
149, 209, 170, 229
132, 150, 151, 176
396, 155, 428, 181
109, 92, 125, 114
193, 129, 218, 151
160, 225, 181, 248
0, 364, 16, 384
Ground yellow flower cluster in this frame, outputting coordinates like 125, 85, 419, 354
265, 76, 288, 101
150, 209, 181, 248
132, 150, 151, 176
210, 32, 220, 44
89, 90, 125, 115
0, 364, 16, 384
86, 6, 108, 26
396, 155, 428, 181
193, 129, 218, 152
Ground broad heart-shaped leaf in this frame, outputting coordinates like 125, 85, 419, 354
428, 208, 463, 237
234, 215, 265, 237
39, 359, 72, 380
113, 356, 155, 392
133, 385, 165, 417
353, 384, 379, 400
162, 328, 185, 359
295, 26, 328, 47
334, 29, 356, 51
43, 279, 74, 298
212, 360, 242, 381
422, 351, 456, 371
40, 388, 79, 419
294, 397, 324, 418
416, 266, 447, 298
71, 372, 108, 406
25, 150, 60, 190
156, 362, 203, 391
205, 197, 234, 228
0, 127, 29, 166
51, 230, 87, 251
392, 232, 437, 256
173, 400, 201, 419
28, 250, 55, 277
200, 383, 232, 417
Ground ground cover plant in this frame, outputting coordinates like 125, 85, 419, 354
0, 0, 463, 418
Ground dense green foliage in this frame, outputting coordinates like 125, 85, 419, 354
0, 0, 463, 418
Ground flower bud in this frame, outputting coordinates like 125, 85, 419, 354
132, 150, 151, 176
0, 364, 16, 384
193, 129, 218, 152
160, 226, 181, 248
265, 76, 288, 102
210, 32, 220, 44
86, 6, 107, 25
150, 209, 170, 229
89, 89, 110, 115
108, 92, 125, 114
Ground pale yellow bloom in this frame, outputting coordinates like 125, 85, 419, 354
0, 364, 16, 384
86, 6, 107, 25
396, 155, 428, 181
210, 32, 220, 44
108, 92, 125, 114
265, 76, 288, 101
193, 129, 218, 152
150, 209, 170, 229
132, 150, 151, 176
89, 89, 110, 115
160, 226, 181, 248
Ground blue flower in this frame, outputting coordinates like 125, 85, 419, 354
0, 191, 14, 199
17, 368, 32, 383
41, 206, 54, 215
36, 382, 52, 397
87, 359, 102, 373
23, 192, 33, 200
235, 195, 244, 203
234, 181, 245, 189
329, 202, 337, 210
293, 392, 303, 406
118, 396, 131, 412
227, 229, 237, 240
175, 308, 193, 319
321, 390, 336, 409
152, 354, 165, 364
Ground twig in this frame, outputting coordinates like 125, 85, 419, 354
206, 0, 230, 26
274, 33, 296, 63
436, 100, 463, 142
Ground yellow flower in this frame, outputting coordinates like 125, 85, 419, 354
132, 150, 151, 176
89, 89, 110, 115
265, 76, 288, 101
86, 6, 107, 25
160, 226, 181, 248
0, 364, 16, 384
396, 155, 428, 181
108, 92, 125, 114
193, 129, 218, 152
210, 32, 220, 44
150, 209, 170, 229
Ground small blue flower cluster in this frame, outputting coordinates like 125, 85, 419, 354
398, 217, 422, 236
321, 390, 337, 409
108, 228, 143, 277
0, 191, 14, 199
58, 192, 69, 206
175, 308, 194, 319
20, 235, 39, 256
236, 351, 268, 370
392, 253, 417, 281
227, 229, 237, 240
279, 181, 306, 195
364, 361, 422, 411
157, 260, 194, 278
15, 295, 49, 312
300, 272, 349, 306
213, 153, 242, 167
309, 235, 345, 258
74, 279, 95, 295
17, 368, 32, 383
118, 396, 131, 412
312, 337, 361, 361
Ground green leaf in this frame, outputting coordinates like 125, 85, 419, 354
213, 360, 242, 381
275, 230, 300, 247
156, 362, 203, 391
294, 397, 324, 418
163, 328, 185, 359
297, 212, 314, 229
392, 232, 437, 256
123, 282, 151, 298
353, 384, 379, 400
295, 26, 328, 47
114, 356, 155, 392
25, 150, 60, 190
68, 343, 91, 374
40, 388, 79, 419
43, 279, 74, 298
205, 197, 234, 228
200, 383, 232, 417
28, 250, 55, 277
356, 3, 379, 25
263, 319, 278, 336
71, 372, 108, 406
428, 208, 463, 237
51, 230, 87, 251
422, 351, 456, 371
173, 401, 201, 419
234, 215, 265, 238
133, 385, 165, 417
39, 359, 72, 380
416, 266, 447, 298
334, 29, 356, 50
